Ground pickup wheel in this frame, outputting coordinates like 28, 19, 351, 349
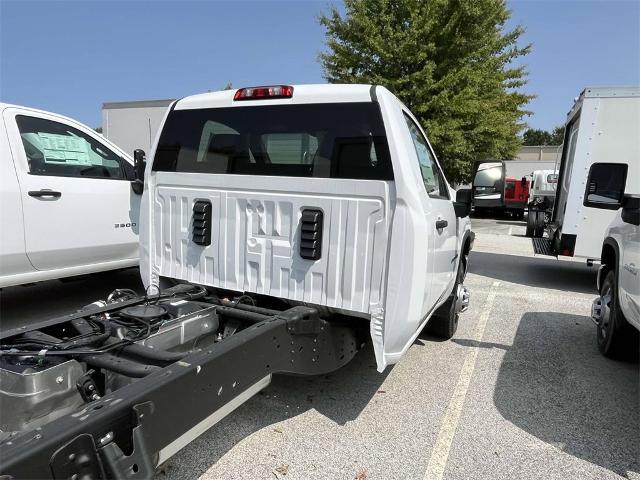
425, 255, 466, 339
597, 270, 639, 358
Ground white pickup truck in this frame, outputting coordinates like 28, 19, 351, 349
0, 103, 141, 288
0, 85, 474, 478
592, 195, 640, 357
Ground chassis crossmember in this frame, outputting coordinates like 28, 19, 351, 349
0, 304, 360, 479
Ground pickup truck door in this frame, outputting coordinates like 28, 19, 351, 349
619, 221, 640, 328
403, 113, 457, 307
3, 108, 139, 271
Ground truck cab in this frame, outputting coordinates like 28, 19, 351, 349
0, 103, 141, 287
0, 86, 474, 477
140, 84, 474, 371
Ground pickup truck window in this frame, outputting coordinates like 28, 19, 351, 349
403, 113, 449, 199
152, 103, 393, 180
15, 115, 125, 180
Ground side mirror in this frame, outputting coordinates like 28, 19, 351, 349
583, 163, 628, 210
621, 195, 640, 226
453, 188, 472, 218
547, 173, 558, 183
132, 149, 146, 195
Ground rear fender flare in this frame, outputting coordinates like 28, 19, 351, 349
598, 237, 620, 291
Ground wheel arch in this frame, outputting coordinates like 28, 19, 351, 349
599, 237, 620, 291
461, 230, 474, 257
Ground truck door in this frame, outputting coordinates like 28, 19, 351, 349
620, 222, 640, 327
3, 108, 139, 271
553, 117, 580, 226
403, 113, 457, 307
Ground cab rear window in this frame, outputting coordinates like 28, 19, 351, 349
152, 103, 393, 180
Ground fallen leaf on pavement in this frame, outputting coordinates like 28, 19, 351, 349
272, 464, 289, 478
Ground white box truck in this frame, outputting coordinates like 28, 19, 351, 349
102, 99, 174, 156
0, 84, 474, 478
526, 86, 640, 261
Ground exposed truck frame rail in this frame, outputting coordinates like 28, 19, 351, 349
0, 297, 361, 479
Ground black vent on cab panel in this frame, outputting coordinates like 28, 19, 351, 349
192, 200, 212, 246
300, 208, 323, 260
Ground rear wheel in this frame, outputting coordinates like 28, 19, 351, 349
425, 255, 467, 339
596, 270, 639, 358
526, 209, 545, 238
526, 208, 536, 237
533, 211, 545, 238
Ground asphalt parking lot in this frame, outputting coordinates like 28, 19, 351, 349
0, 217, 637, 480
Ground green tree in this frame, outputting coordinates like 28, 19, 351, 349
319, 0, 533, 183
549, 125, 564, 145
522, 125, 564, 145
522, 128, 551, 145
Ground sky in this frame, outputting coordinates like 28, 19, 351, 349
0, 0, 638, 131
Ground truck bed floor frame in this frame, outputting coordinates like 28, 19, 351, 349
0, 306, 360, 479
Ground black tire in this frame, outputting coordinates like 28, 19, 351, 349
425, 255, 466, 339
597, 270, 639, 358
525, 208, 536, 237
533, 210, 545, 238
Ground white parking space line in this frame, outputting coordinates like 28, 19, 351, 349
423, 281, 501, 480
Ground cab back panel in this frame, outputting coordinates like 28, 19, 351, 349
151, 174, 391, 315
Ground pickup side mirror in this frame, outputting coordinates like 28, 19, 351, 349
453, 188, 472, 218
547, 173, 558, 183
621, 194, 640, 226
132, 149, 146, 195
583, 163, 628, 210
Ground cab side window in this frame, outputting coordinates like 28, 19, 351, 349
403, 113, 449, 199
16, 115, 126, 180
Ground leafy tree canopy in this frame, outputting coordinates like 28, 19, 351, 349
522, 126, 564, 146
319, 0, 533, 183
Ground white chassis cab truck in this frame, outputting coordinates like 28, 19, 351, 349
0, 103, 142, 287
0, 85, 473, 479
527, 86, 640, 262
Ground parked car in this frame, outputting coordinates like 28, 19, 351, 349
0, 103, 141, 288
592, 195, 639, 357
0, 84, 474, 478
527, 86, 640, 263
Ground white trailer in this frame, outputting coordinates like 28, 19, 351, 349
531, 86, 640, 260
101, 99, 174, 157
